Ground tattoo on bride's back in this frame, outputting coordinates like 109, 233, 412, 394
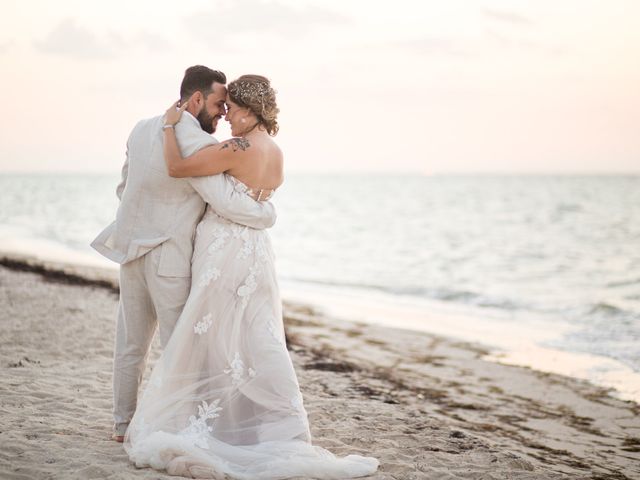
220, 138, 251, 152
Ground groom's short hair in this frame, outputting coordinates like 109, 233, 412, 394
180, 65, 227, 102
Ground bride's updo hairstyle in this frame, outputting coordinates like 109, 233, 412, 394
228, 75, 279, 136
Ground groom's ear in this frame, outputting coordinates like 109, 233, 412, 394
190, 91, 203, 109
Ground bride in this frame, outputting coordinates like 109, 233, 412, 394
124, 75, 379, 479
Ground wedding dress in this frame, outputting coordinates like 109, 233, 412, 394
124, 177, 379, 479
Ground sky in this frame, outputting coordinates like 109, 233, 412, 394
0, 0, 638, 174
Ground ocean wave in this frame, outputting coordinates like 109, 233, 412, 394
555, 203, 584, 213
280, 276, 529, 312
606, 277, 640, 288
587, 302, 636, 319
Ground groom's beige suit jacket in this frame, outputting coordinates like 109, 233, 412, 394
91, 111, 276, 275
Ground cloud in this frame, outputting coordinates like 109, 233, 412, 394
397, 37, 471, 57
0, 41, 12, 54
185, 0, 350, 42
485, 29, 567, 56
34, 19, 172, 60
482, 8, 534, 26
135, 31, 171, 53
107, 31, 128, 50
482, 12, 566, 56
34, 18, 114, 60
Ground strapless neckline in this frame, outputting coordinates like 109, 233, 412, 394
228, 175, 276, 201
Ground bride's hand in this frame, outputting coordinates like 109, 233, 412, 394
164, 100, 189, 127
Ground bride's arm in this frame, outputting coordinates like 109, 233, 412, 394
164, 128, 252, 178
163, 100, 252, 178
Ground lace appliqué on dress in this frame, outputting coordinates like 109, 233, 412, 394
224, 352, 256, 387
233, 226, 254, 260
206, 223, 231, 255
181, 400, 223, 450
197, 222, 228, 288
194, 313, 213, 335
237, 265, 261, 309
199, 266, 221, 287
236, 234, 271, 308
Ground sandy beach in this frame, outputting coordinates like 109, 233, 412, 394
1, 253, 639, 479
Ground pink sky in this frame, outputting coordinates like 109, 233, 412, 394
0, 0, 638, 174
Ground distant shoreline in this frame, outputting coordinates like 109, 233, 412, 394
1, 171, 640, 177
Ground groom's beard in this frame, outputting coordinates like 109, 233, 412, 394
197, 108, 217, 134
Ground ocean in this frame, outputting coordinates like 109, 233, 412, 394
1, 173, 639, 400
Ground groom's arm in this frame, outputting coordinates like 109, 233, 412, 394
175, 122, 277, 229
190, 175, 277, 229
116, 122, 140, 200
115, 150, 129, 201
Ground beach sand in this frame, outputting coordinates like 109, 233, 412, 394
1, 253, 639, 479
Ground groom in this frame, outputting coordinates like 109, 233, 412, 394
91, 65, 277, 442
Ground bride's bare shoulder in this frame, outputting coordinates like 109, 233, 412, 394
262, 140, 283, 188
273, 143, 283, 164
267, 137, 283, 161
270, 141, 283, 168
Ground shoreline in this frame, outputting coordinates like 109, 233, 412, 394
1, 252, 639, 478
2, 246, 640, 405
279, 279, 640, 404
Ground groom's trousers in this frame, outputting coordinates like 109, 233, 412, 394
112, 246, 191, 426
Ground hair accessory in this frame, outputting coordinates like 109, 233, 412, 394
230, 81, 273, 104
